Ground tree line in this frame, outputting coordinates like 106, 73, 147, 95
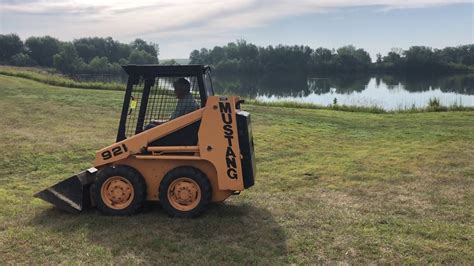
0, 33, 158, 75
1, 33, 472, 76
190, 40, 474, 75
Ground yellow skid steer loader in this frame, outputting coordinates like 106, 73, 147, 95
35, 65, 256, 218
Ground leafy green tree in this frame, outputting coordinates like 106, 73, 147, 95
130, 38, 159, 59
189, 50, 203, 64
0, 33, 24, 62
384, 51, 402, 63
310, 47, 334, 72
53, 43, 84, 74
235, 40, 259, 60
448, 45, 474, 66
333, 45, 371, 72
88, 56, 110, 70
312, 47, 333, 62
74, 41, 97, 63
209, 46, 226, 64
404, 46, 436, 67
224, 43, 238, 60
128, 49, 158, 64
25, 36, 61, 67
199, 48, 210, 62
376, 53, 382, 64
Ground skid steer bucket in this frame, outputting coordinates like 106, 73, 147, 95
34, 168, 98, 213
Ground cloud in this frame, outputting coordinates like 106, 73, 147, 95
1, 0, 471, 47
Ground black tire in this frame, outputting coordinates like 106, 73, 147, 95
159, 166, 212, 218
95, 165, 147, 216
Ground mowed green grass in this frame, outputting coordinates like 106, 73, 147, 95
0, 74, 473, 264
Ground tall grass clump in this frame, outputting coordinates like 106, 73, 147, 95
427, 97, 443, 110
421, 97, 451, 112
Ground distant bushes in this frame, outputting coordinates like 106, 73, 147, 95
0, 33, 159, 75
10, 53, 36, 66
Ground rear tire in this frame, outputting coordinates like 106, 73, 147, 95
95, 165, 146, 216
159, 166, 212, 218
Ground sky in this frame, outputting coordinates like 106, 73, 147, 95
0, 0, 473, 59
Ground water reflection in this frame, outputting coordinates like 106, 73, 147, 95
213, 73, 474, 110
213, 72, 310, 97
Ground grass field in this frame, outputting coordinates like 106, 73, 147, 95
0, 74, 473, 264
0, 65, 125, 91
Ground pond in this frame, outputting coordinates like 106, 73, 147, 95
212, 73, 474, 111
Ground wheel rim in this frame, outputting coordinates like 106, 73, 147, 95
168, 177, 201, 211
101, 176, 134, 210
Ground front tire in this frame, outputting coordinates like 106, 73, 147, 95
159, 167, 212, 218
95, 165, 147, 216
